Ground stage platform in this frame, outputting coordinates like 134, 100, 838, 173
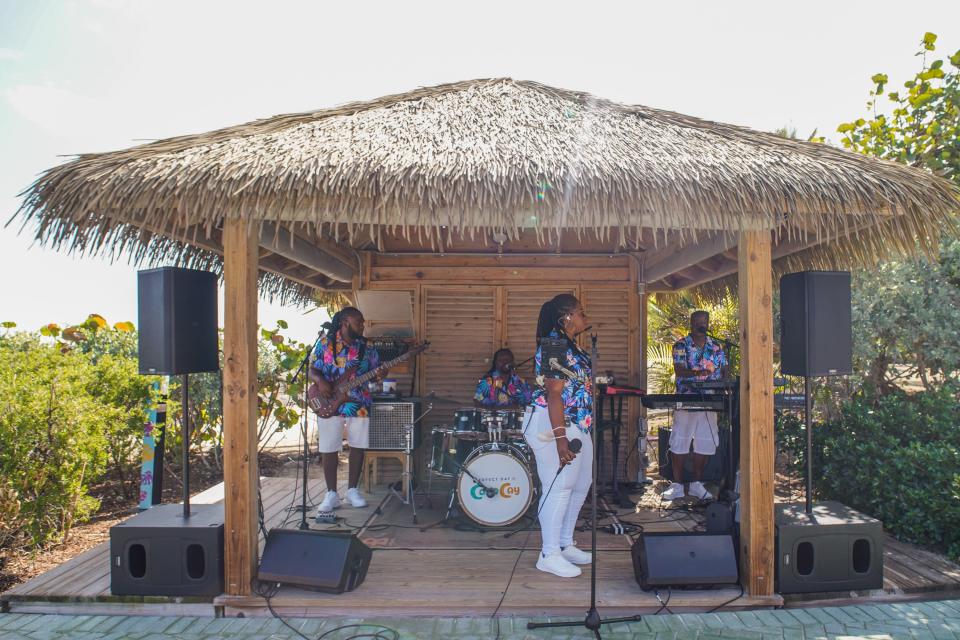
4, 476, 959, 618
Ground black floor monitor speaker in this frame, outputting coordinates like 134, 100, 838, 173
632, 531, 738, 590
110, 503, 224, 596
258, 529, 372, 594
657, 427, 727, 483
780, 271, 852, 377
776, 502, 883, 594
137, 267, 219, 375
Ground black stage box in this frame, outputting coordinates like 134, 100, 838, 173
258, 528, 372, 594
110, 503, 224, 596
776, 501, 883, 594
780, 271, 852, 377
632, 531, 738, 590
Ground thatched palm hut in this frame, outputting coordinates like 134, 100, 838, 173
13, 78, 958, 600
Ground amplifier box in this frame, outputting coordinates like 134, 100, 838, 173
110, 503, 224, 596
369, 401, 421, 450
776, 501, 883, 594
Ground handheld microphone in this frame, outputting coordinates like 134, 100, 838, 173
573, 325, 594, 337
554, 437, 583, 476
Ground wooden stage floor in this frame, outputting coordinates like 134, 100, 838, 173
4, 476, 960, 618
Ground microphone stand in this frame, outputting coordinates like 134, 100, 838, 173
293, 328, 326, 530
528, 332, 642, 638
704, 332, 739, 506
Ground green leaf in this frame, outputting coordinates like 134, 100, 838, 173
1, 321, 15, 329
276, 319, 289, 329
923, 32, 937, 47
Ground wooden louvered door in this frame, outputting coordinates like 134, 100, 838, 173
421, 286, 497, 430
581, 286, 635, 485
503, 286, 578, 380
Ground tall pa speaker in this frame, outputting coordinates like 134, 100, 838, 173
776, 502, 883, 594
258, 529, 372, 593
780, 271, 852, 377
137, 267, 218, 375
110, 503, 224, 596
631, 531, 738, 590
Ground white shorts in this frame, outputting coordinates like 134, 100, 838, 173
315, 416, 370, 454
669, 410, 719, 456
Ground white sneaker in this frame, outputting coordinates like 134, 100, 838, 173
345, 487, 367, 508
561, 544, 592, 565
536, 551, 582, 578
318, 490, 341, 512
688, 481, 712, 501
662, 482, 685, 501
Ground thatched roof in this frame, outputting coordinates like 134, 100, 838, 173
11, 77, 959, 296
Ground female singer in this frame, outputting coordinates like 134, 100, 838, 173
524, 294, 593, 577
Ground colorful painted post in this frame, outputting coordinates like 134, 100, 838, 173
138, 378, 168, 509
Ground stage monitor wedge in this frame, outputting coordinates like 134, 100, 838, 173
258, 529, 372, 594
138, 267, 218, 375
632, 531, 738, 590
780, 271, 852, 377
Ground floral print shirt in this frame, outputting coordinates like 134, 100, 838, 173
531, 330, 594, 432
473, 371, 533, 407
673, 334, 727, 394
311, 333, 380, 417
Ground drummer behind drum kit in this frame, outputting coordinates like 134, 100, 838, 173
427, 407, 537, 527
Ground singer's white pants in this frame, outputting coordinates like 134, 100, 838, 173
523, 406, 593, 557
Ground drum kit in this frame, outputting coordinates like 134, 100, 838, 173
427, 406, 538, 527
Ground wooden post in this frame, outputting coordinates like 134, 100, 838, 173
737, 230, 775, 596
222, 218, 259, 596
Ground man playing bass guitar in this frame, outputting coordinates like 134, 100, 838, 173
309, 307, 385, 513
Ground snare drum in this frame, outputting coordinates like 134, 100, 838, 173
453, 408, 485, 439
457, 441, 534, 527
428, 427, 480, 477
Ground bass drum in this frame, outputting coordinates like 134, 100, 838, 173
457, 442, 534, 527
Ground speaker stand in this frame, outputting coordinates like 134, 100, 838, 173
804, 375, 813, 515
182, 373, 191, 518
527, 334, 643, 638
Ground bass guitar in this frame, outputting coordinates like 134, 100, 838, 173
307, 341, 430, 418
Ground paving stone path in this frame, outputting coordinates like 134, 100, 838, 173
3, 600, 960, 639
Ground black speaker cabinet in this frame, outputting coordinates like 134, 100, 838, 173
776, 501, 883, 594
632, 531, 738, 590
780, 271, 852, 377
110, 503, 224, 596
137, 267, 218, 375
258, 529, 372, 593
657, 427, 727, 483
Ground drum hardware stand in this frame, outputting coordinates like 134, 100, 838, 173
381, 403, 434, 524
528, 333, 642, 638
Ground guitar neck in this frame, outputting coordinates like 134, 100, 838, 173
336, 348, 423, 393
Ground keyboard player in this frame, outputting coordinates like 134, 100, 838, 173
662, 310, 728, 502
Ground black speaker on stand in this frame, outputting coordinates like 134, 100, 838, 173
776, 272, 882, 593
110, 267, 220, 596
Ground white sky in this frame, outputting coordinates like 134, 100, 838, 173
1, 0, 958, 343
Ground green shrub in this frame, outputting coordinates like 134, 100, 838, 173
0, 336, 109, 547
777, 389, 960, 559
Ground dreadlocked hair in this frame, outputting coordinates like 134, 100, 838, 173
536, 294, 580, 347
486, 348, 514, 376
327, 306, 362, 339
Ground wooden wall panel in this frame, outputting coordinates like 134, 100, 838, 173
421, 287, 497, 428
582, 286, 636, 485
503, 287, 577, 379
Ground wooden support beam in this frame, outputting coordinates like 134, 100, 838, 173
222, 219, 259, 597
642, 233, 737, 284
259, 222, 354, 283
737, 230, 775, 596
